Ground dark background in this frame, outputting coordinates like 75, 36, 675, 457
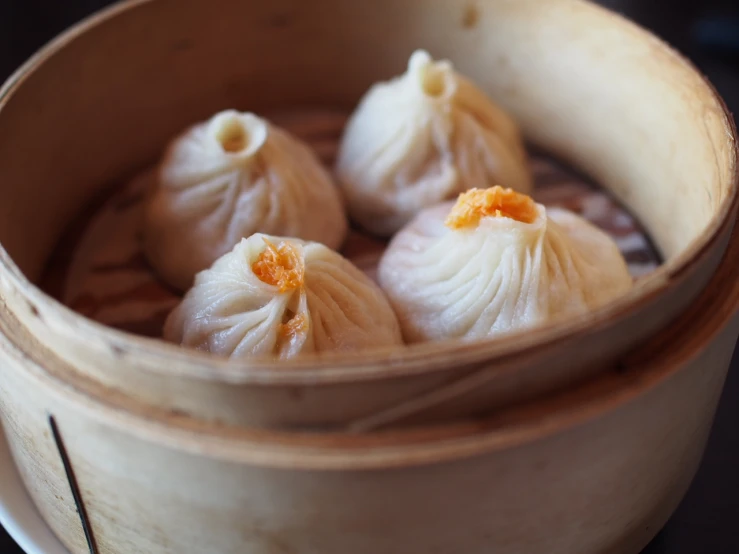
1, 1, 738, 553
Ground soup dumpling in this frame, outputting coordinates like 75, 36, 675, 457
144, 110, 348, 291
165, 234, 403, 359
335, 50, 532, 237
378, 187, 633, 342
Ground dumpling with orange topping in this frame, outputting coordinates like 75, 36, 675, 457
335, 50, 532, 237
378, 187, 633, 343
164, 233, 403, 359
144, 110, 348, 291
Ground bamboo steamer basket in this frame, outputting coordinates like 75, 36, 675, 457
0, 0, 736, 430
0, 212, 738, 554
0, 2, 737, 551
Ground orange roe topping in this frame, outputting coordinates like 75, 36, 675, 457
278, 313, 309, 339
252, 239, 304, 293
445, 186, 538, 229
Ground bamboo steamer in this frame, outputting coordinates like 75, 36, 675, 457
0, 212, 738, 554
0, 0, 736, 430
0, 2, 737, 551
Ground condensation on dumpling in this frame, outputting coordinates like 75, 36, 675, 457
144, 111, 348, 291
335, 50, 532, 237
164, 234, 403, 359
377, 187, 633, 343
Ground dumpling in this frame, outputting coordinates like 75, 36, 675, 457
164, 234, 403, 359
377, 187, 633, 343
144, 110, 348, 291
335, 50, 532, 237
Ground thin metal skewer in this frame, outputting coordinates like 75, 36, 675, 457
49, 415, 99, 554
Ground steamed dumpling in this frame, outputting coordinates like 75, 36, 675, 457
335, 50, 532, 237
165, 234, 403, 359
378, 187, 633, 342
144, 110, 348, 291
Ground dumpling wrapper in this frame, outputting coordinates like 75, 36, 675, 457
378, 187, 633, 343
144, 110, 348, 291
336, 50, 532, 237
165, 234, 403, 359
